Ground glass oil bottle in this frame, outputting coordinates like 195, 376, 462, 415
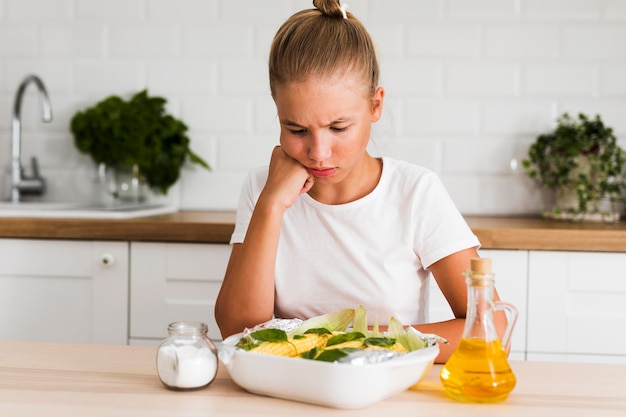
440, 257, 518, 403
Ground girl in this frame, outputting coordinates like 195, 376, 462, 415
215, 0, 487, 363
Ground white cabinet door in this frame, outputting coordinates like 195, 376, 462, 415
129, 242, 230, 345
428, 249, 528, 360
0, 239, 128, 344
527, 250, 626, 364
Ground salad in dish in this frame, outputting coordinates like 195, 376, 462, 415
233, 305, 441, 364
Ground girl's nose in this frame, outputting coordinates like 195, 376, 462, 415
308, 133, 332, 162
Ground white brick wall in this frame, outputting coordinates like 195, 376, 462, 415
1, 0, 625, 215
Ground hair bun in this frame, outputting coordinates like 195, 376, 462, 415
313, 0, 346, 19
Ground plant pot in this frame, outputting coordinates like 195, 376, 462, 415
547, 191, 620, 223
546, 157, 621, 222
102, 164, 147, 203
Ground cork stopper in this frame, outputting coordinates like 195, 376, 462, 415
470, 257, 492, 274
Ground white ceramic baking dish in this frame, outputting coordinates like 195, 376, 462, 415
217, 327, 439, 409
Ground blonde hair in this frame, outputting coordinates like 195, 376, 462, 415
269, 0, 380, 97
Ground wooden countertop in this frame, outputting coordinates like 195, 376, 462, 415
0, 210, 237, 243
1, 211, 626, 251
1, 340, 624, 416
465, 216, 626, 252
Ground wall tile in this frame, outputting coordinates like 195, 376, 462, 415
482, 100, 554, 135
147, 0, 218, 22
217, 135, 276, 172
369, 0, 443, 22
180, 171, 246, 210
443, 137, 518, 175
380, 59, 442, 96
74, 62, 144, 94
381, 136, 442, 173
147, 61, 217, 94
109, 25, 180, 58
5, 0, 71, 20
447, 0, 518, 20
563, 25, 626, 59
374, 97, 404, 140
605, 0, 626, 19
367, 25, 404, 59
0, 97, 10, 130
598, 64, 626, 97
405, 98, 480, 135
254, 25, 279, 59
407, 24, 480, 57
485, 25, 559, 58
440, 174, 481, 214
6, 61, 71, 98
220, 0, 291, 25
523, 0, 602, 20
476, 176, 551, 215
41, 24, 105, 57
75, 0, 143, 20
523, 63, 594, 96
183, 25, 254, 58
445, 62, 517, 96
0, 66, 6, 93
253, 96, 279, 135
181, 97, 253, 133
218, 59, 269, 95
0, 25, 38, 57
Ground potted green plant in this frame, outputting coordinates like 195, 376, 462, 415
522, 112, 626, 221
70, 90, 210, 199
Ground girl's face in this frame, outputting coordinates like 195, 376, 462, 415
273, 73, 384, 191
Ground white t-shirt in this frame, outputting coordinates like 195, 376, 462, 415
230, 157, 480, 325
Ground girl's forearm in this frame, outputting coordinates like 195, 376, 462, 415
215, 196, 286, 338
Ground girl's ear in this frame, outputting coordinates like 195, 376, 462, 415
371, 87, 385, 122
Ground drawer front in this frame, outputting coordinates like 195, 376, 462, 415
528, 250, 626, 358
130, 242, 230, 341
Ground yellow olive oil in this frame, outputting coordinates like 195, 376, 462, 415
440, 338, 516, 403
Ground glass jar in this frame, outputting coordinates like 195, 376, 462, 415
440, 258, 518, 403
99, 163, 148, 203
156, 321, 218, 391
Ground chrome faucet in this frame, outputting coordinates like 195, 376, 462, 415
10, 74, 52, 202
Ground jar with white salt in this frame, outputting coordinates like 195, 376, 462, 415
156, 321, 218, 390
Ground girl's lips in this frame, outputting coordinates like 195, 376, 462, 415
308, 167, 337, 178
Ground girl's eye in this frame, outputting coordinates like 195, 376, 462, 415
289, 129, 307, 135
331, 126, 347, 132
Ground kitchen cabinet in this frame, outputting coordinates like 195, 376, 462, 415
129, 242, 230, 345
0, 238, 128, 344
428, 249, 528, 360
527, 250, 626, 364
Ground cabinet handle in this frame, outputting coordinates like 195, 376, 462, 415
101, 253, 115, 267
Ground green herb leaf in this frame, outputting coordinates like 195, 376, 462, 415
363, 337, 396, 348
249, 329, 288, 343
303, 327, 332, 335
301, 347, 319, 359
315, 348, 362, 362
326, 332, 365, 347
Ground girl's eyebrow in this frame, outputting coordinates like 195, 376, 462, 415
280, 118, 350, 127
280, 119, 302, 127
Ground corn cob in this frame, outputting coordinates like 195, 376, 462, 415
250, 333, 331, 357
323, 340, 364, 350
366, 342, 408, 353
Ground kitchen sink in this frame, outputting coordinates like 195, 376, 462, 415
0, 201, 178, 219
